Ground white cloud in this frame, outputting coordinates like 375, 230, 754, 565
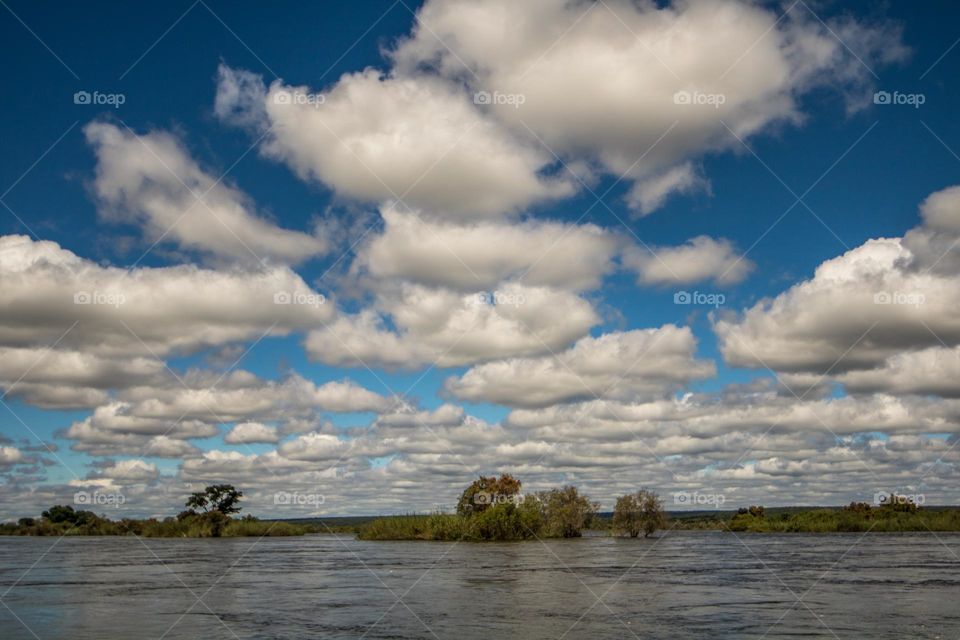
445, 325, 715, 408
225, 422, 280, 444
353, 205, 621, 291
0, 234, 331, 359
278, 432, 349, 462
390, 0, 905, 214
88, 459, 159, 483
624, 235, 753, 286
835, 347, 960, 398
716, 188, 960, 377
305, 282, 599, 368
86, 122, 326, 264
215, 66, 572, 219
0, 447, 24, 467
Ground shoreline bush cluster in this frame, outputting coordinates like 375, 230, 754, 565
358, 475, 662, 541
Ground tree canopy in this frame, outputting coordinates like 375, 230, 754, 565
456, 474, 522, 516
185, 484, 244, 515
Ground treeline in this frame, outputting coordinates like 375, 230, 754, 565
723, 497, 958, 532
1, 485, 313, 538
358, 475, 667, 541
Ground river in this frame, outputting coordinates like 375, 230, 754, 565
1, 531, 957, 638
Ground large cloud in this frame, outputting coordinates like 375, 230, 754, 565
0, 234, 331, 360
715, 186, 960, 382
444, 325, 715, 407
352, 205, 621, 291
215, 66, 572, 219
305, 282, 599, 368
390, 0, 906, 214
86, 122, 326, 264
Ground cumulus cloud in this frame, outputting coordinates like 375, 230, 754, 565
60, 372, 392, 455
87, 459, 159, 483
86, 122, 326, 264
215, 66, 572, 219
0, 234, 331, 360
716, 187, 960, 381
305, 282, 599, 368
374, 404, 466, 430
834, 347, 960, 398
624, 235, 753, 286
353, 205, 621, 291
0, 447, 24, 468
225, 422, 280, 444
445, 325, 715, 408
390, 0, 906, 214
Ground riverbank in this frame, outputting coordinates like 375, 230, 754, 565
353, 506, 960, 540
1, 515, 318, 537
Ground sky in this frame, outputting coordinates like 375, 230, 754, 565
1, 0, 959, 519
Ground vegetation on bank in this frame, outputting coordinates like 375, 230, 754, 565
668, 496, 960, 533
1, 484, 317, 537
358, 475, 665, 541
5, 482, 957, 539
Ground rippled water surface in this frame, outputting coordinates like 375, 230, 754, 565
1, 532, 958, 638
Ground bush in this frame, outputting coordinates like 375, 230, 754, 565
537, 486, 598, 538
613, 490, 666, 538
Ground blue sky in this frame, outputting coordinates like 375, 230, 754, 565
2, 0, 960, 517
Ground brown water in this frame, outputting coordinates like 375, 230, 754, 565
0, 531, 957, 638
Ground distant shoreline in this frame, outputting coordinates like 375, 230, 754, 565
6, 505, 958, 538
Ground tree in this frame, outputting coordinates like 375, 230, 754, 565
613, 490, 666, 537
456, 474, 522, 516
538, 486, 598, 538
185, 484, 243, 515
42, 505, 78, 524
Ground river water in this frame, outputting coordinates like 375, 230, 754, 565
0, 531, 957, 638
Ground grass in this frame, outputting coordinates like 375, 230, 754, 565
358, 514, 468, 541
724, 507, 960, 533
